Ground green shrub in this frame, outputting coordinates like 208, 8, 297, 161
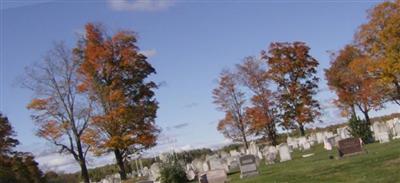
159, 155, 187, 183
347, 115, 374, 144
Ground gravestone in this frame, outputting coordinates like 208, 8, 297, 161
316, 132, 324, 144
150, 163, 160, 181
338, 138, 363, 157
337, 127, 351, 139
376, 132, 390, 143
262, 146, 277, 165
287, 137, 299, 150
229, 150, 240, 157
202, 161, 210, 172
226, 156, 240, 173
372, 122, 389, 141
323, 137, 333, 150
192, 159, 204, 173
278, 143, 292, 162
208, 158, 228, 172
239, 155, 259, 178
198, 169, 227, 183
393, 121, 400, 139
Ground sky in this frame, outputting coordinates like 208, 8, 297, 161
1, 0, 398, 173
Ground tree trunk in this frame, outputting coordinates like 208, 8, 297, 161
78, 158, 90, 183
362, 111, 371, 125
351, 105, 357, 118
114, 149, 127, 180
267, 124, 278, 146
243, 134, 249, 149
75, 134, 90, 183
299, 124, 306, 136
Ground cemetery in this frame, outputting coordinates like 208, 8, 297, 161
94, 117, 400, 183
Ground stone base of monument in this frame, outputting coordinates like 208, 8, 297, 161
240, 171, 259, 179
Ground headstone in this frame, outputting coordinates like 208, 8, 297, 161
208, 158, 228, 171
239, 155, 258, 178
229, 150, 240, 157
203, 161, 210, 172
262, 146, 277, 165
376, 132, 390, 143
220, 151, 230, 159
278, 143, 291, 162
150, 163, 161, 181
198, 170, 227, 183
392, 120, 400, 139
337, 138, 363, 157
186, 169, 196, 181
192, 159, 204, 173
225, 156, 240, 173
337, 127, 351, 139
316, 132, 324, 144
287, 137, 299, 150
372, 122, 389, 141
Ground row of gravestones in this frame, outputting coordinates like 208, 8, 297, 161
371, 118, 400, 143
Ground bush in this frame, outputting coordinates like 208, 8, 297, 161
159, 155, 187, 183
347, 115, 374, 144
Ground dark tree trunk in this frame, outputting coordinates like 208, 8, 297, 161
114, 149, 127, 180
74, 132, 90, 183
362, 111, 371, 125
78, 158, 90, 183
267, 124, 278, 146
299, 124, 306, 136
351, 105, 357, 118
243, 134, 249, 149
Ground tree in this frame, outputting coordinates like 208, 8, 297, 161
75, 23, 159, 180
325, 45, 384, 125
355, 0, 400, 106
325, 45, 361, 117
0, 113, 19, 156
213, 70, 251, 148
262, 42, 320, 136
347, 115, 373, 144
236, 57, 279, 145
24, 43, 92, 183
0, 113, 44, 183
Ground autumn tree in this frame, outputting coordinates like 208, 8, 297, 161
75, 23, 159, 180
262, 42, 320, 136
23, 43, 92, 183
355, 0, 400, 106
325, 45, 384, 125
213, 70, 252, 149
236, 57, 279, 145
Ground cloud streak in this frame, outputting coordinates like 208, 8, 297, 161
108, 0, 175, 12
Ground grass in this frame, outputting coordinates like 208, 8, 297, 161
228, 139, 400, 183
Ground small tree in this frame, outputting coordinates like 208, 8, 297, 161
347, 115, 373, 144
159, 155, 187, 183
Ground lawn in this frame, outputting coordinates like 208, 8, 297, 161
228, 139, 400, 183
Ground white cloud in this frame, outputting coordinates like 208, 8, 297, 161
108, 0, 175, 11
139, 49, 157, 57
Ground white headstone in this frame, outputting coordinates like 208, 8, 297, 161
278, 143, 291, 162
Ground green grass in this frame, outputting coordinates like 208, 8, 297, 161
228, 139, 400, 183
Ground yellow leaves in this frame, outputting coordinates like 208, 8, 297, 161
27, 98, 48, 110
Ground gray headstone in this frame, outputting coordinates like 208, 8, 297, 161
239, 155, 259, 178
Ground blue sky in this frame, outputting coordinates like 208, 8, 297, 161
1, 0, 398, 172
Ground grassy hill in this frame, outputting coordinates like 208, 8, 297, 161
228, 139, 400, 183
